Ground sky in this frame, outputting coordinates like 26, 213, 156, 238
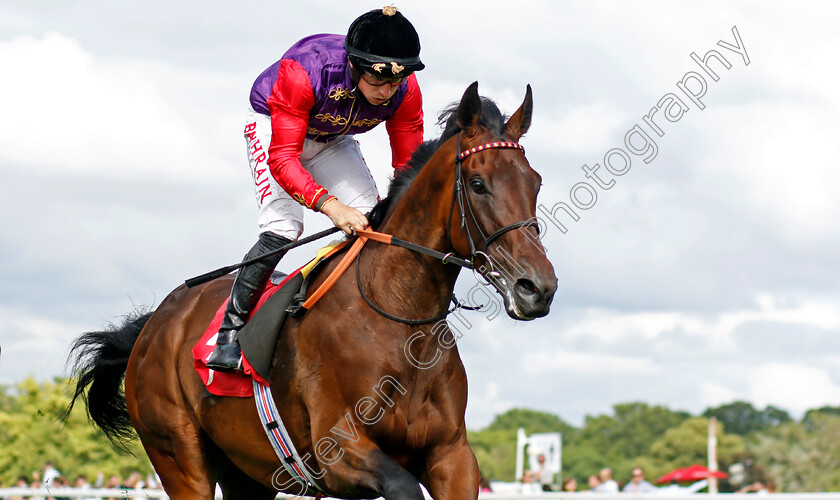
1, 0, 839, 430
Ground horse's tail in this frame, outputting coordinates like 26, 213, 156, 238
62, 308, 154, 449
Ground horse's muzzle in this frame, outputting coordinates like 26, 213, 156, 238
510, 275, 556, 319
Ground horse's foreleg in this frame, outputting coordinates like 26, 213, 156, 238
217, 459, 277, 500
315, 436, 424, 500
424, 437, 480, 500
373, 451, 427, 500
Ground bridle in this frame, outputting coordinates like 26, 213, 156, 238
448, 134, 540, 276
356, 133, 540, 325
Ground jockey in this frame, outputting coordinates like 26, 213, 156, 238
207, 6, 425, 371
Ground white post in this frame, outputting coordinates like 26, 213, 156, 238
708, 416, 718, 494
515, 427, 527, 482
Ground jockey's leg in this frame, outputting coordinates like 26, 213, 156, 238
208, 108, 302, 372
305, 135, 380, 215
206, 232, 291, 371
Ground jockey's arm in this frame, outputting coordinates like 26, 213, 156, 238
265, 59, 335, 212
265, 61, 366, 234
386, 74, 424, 170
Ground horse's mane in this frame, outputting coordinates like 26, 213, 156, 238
369, 97, 508, 229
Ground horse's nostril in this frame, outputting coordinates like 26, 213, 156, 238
515, 278, 539, 297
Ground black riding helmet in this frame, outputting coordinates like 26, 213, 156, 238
345, 6, 424, 80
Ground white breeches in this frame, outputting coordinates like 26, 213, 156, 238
244, 107, 380, 241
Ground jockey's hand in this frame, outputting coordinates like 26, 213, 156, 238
321, 199, 369, 235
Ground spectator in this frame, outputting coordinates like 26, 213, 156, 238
29, 478, 44, 500
42, 462, 61, 488
73, 475, 97, 500
521, 469, 542, 494
123, 472, 146, 500
534, 455, 554, 491
146, 474, 161, 489
622, 468, 657, 494
595, 468, 619, 494
479, 475, 493, 493
737, 481, 773, 494
51, 476, 71, 500
90, 473, 103, 488
8, 476, 29, 500
103, 475, 124, 500
123, 472, 145, 489
588, 474, 601, 492
563, 477, 578, 492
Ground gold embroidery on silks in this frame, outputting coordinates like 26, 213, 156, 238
292, 188, 326, 208
382, 5, 397, 16
372, 63, 386, 73
351, 118, 383, 127
307, 127, 333, 138
390, 61, 404, 74
314, 113, 349, 126
328, 87, 354, 101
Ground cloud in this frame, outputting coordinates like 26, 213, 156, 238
522, 349, 659, 375
0, 32, 237, 181
692, 103, 840, 239
0, 306, 88, 385
749, 363, 840, 417
530, 101, 629, 155
699, 382, 742, 409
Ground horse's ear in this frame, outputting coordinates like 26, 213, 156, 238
505, 84, 533, 141
457, 81, 482, 136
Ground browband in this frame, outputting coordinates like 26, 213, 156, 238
457, 141, 524, 162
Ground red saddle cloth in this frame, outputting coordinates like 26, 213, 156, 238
192, 271, 299, 398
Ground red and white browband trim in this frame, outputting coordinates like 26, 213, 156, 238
457, 141, 525, 162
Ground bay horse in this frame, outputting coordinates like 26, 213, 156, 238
65, 82, 557, 500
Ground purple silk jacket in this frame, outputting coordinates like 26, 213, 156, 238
249, 34, 410, 142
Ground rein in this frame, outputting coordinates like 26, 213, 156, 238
188, 137, 540, 326
293, 227, 475, 324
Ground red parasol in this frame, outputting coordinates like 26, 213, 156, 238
655, 464, 729, 484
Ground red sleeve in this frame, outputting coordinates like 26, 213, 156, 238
266, 59, 333, 211
386, 73, 424, 170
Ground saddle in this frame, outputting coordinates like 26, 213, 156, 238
192, 241, 347, 397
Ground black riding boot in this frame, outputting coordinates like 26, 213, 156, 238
206, 232, 292, 372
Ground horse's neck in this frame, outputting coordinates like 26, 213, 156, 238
368, 147, 461, 309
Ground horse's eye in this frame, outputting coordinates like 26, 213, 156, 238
470, 178, 487, 194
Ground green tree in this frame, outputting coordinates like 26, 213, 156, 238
468, 429, 518, 481
563, 403, 689, 483
749, 413, 840, 491
485, 407, 576, 440
0, 384, 12, 408
0, 377, 153, 484
649, 417, 745, 485
802, 406, 840, 430
703, 401, 791, 436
